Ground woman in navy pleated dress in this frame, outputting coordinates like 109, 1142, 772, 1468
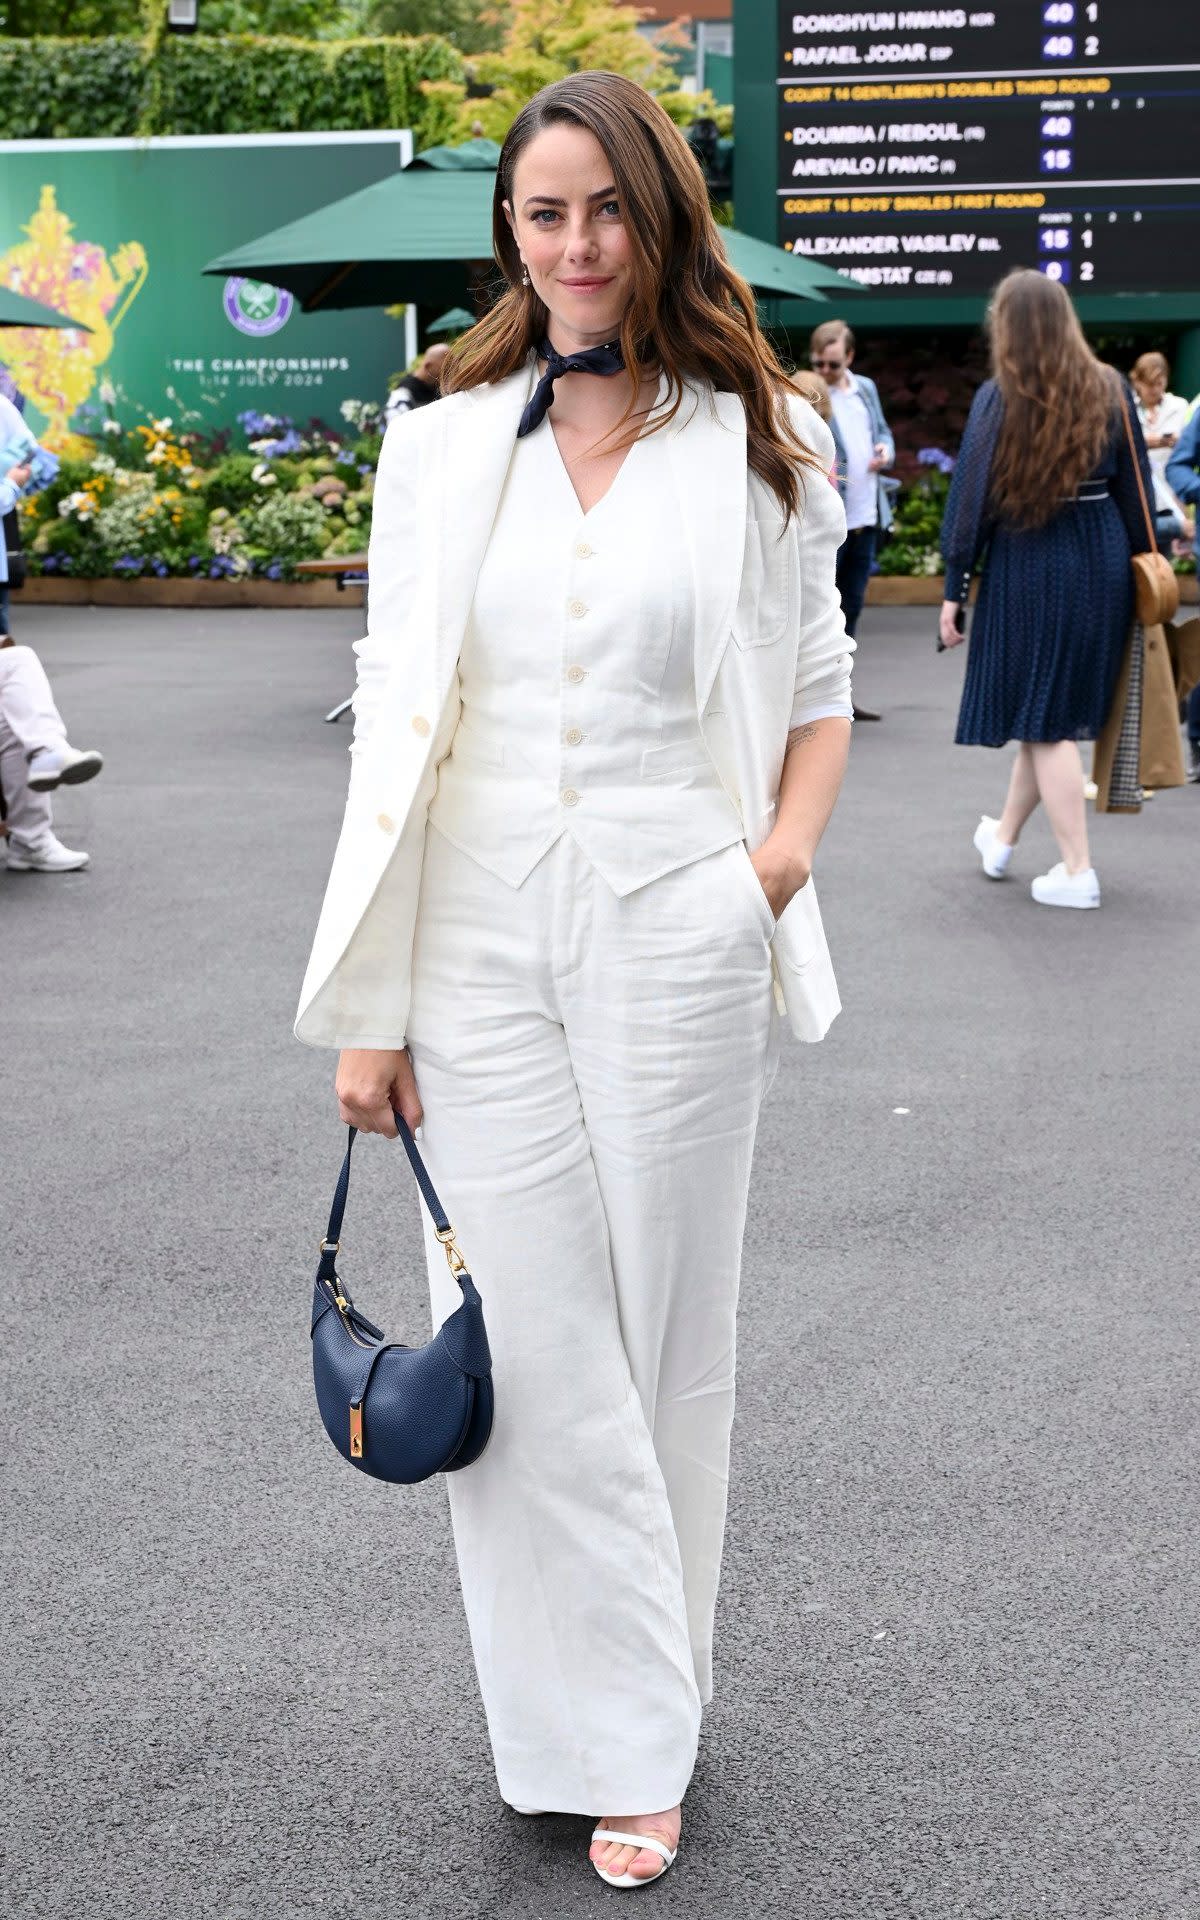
939, 269, 1154, 909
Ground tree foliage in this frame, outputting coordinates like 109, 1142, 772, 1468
454, 0, 671, 142
362, 0, 506, 55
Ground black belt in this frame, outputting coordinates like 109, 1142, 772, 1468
1062, 482, 1110, 502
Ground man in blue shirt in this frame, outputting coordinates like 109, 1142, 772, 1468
810, 319, 895, 721
1166, 409, 1200, 779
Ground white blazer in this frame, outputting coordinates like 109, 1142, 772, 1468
294, 364, 852, 1050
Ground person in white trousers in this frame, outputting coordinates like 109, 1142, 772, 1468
295, 72, 854, 1891
0, 632, 103, 873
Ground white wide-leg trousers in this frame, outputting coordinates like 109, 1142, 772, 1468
0, 644, 67, 850
405, 824, 779, 1815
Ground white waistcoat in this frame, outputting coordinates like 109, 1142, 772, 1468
428, 389, 743, 894
293, 363, 856, 1054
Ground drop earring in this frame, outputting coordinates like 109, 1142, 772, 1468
521, 265, 530, 287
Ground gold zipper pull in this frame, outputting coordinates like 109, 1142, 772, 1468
349, 1404, 364, 1458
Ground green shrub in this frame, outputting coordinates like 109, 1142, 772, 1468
0, 36, 146, 139
201, 455, 265, 513
239, 489, 328, 563
875, 467, 952, 576
0, 31, 464, 140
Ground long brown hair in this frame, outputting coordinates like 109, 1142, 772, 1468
987, 268, 1117, 529
442, 71, 820, 520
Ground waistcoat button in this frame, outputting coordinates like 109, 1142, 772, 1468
377, 812, 396, 834
411, 714, 431, 737
560, 787, 581, 807
568, 598, 587, 619
565, 664, 587, 684
564, 727, 584, 746
575, 541, 593, 558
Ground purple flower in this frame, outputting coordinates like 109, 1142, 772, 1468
238, 408, 293, 440
264, 560, 283, 580
258, 428, 303, 458
917, 447, 956, 476
152, 558, 169, 577
42, 554, 59, 572
113, 554, 145, 576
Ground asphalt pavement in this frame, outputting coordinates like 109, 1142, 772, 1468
4, 604, 1198, 1920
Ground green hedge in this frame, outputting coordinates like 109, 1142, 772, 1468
0, 37, 147, 139
0, 32, 465, 142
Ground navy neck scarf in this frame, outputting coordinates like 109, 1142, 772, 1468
517, 336, 625, 439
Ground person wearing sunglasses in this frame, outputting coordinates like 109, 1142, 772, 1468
809, 319, 895, 720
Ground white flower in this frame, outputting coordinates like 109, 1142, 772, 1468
250, 461, 277, 487
146, 441, 168, 464
150, 416, 173, 434
103, 420, 121, 436
90, 453, 116, 476
57, 490, 95, 522
98, 378, 117, 405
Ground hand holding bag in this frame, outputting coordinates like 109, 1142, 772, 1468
310, 1112, 493, 1483
1117, 381, 1180, 627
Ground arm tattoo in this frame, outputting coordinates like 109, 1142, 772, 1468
786, 722, 820, 753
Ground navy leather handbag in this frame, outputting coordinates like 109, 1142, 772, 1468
310, 1112, 493, 1483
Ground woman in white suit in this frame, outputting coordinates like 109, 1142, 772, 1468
296, 71, 853, 1889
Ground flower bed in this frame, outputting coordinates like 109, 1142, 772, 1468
20, 416, 1196, 590
18, 392, 382, 583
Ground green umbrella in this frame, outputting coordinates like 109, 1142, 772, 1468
409, 138, 502, 171
204, 157, 860, 313
427, 306, 476, 338
0, 284, 93, 331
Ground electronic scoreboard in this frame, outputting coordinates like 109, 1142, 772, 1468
776, 1, 1200, 294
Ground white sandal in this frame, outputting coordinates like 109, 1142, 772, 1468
590, 1825, 678, 1888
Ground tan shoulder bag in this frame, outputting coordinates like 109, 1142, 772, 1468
1117, 380, 1180, 626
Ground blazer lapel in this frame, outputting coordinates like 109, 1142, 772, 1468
668, 380, 747, 714
432, 363, 534, 690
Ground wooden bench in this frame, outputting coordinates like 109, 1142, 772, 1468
294, 554, 368, 721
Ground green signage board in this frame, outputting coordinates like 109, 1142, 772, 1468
0, 132, 413, 452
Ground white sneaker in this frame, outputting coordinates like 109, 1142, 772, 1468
973, 815, 1013, 879
26, 743, 104, 793
6, 833, 90, 872
1031, 862, 1100, 909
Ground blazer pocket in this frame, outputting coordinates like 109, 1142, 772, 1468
640, 739, 717, 783
731, 512, 792, 649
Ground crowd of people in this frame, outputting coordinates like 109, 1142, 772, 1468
3, 279, 1199, 897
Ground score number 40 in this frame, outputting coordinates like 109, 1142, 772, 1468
1043, 0, 1100, 57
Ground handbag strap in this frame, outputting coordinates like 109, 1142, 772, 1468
318, 1111, 469, 1288
1116, 376, 1157, 554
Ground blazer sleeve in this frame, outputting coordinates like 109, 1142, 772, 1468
346, 409, 424, 780
1165, 408, 1200, 507
865, 375, 895, 464
785, 397, 855, 727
